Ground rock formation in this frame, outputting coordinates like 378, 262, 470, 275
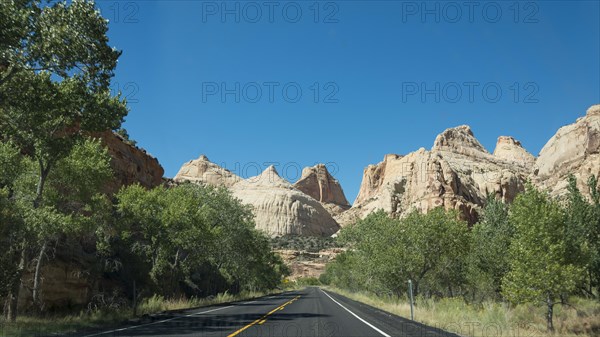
169, 104, 600, 232
174, 154, 241, 187
276, 248, 344, 280
493, 136, 536, 166
18, 240, 98, 312
96, 131, 164, 193
339, 125, 533, 226
533, 104, 600, 198
293, 164, 351, 215
231, 166, 340, 237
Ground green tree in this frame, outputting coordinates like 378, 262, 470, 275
0, 0, 126, 320
337, 211, 401, 295
115, 184, 287, 297
33, 139, 113, 306
398, 208, 470, 298
0, 141, 27, 318
587, 176, 600, 296
320, 250, 364, 291
2, 138, 113, 313
565, 175, 600, 298
503, 184, 585, 332
332, 208, 470, 299
468, 196, 513, 300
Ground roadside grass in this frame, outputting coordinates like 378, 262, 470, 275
0, 290, 278, 337
324, 287, 600, 337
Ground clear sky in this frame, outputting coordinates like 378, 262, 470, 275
98, 0, 600, 203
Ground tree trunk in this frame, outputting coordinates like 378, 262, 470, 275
30, 161, 51, 312
32, 241, 47, 308
413, 280, 419, 300
33, 161, 50, 208
546, 294, 554, 332
7, 248, 26, 322
589, 270, 596, 299
413, 266, 431, 299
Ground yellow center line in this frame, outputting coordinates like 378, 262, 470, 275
227, 295, 301, 337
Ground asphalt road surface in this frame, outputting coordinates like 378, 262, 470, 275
62, 287, 459, 337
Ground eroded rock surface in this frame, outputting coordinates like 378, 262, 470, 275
231, 166, 341, 237
96, 131, 164, 193
533, 104, 600, 198
493, 136, 536, 166
340, 126, 533, 226
174, 154, 241, 187
293, 164, 351, 215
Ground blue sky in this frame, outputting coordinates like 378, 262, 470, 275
98, 0, 600, 202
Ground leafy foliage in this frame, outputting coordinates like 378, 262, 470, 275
0, 0, 127, 319
326, 208, 470, 298
564, 176, 600, 297
114, 184, 289, 296
467, 195, 513, 299
501, 184, 589, 330
502, 185, 585, 304
271, 235, 339, 252
325, 179, 600, 331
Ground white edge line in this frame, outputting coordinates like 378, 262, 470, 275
81, 305, 234, 337
320, 289, 391, 337
82, 292, 295, 337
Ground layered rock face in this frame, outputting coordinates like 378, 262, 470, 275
174, 154, 241, 187
19, 240, 98, 312
339, 126, 534, 226
493, 136, 536, 166
533, 104, 600, 198
173, 157, 343, 237
276, 248, 344, 280
293, 164, 351, 215
231, 166, 340, 237
96, 131, 164, 193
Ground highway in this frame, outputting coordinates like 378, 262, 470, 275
67, 287, 458, 337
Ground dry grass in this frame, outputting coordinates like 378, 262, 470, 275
0, 290, 277, 337
325, 287, 600, 337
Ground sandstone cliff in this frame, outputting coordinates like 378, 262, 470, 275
174, 154, 241, 187
231, 166, 341, 237
493, 136, 536, 166
533, 104, 600, 198
338, 126, 533, 226
96, 131, 164, 193
277, 248, 344, 280
293, 164, 351, 215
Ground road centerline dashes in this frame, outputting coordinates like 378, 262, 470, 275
227, 294, 301, 337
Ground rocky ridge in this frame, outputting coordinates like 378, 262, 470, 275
230, 166, 341, 237
174, 154, 241, 187
339, 104, 600, 226
96, 131, 165, 193
533, 104, 600, 198
493, 136, 536, 166
338, 126, 533, 226
173, 156, 345, 237
293, 164, 351, 215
